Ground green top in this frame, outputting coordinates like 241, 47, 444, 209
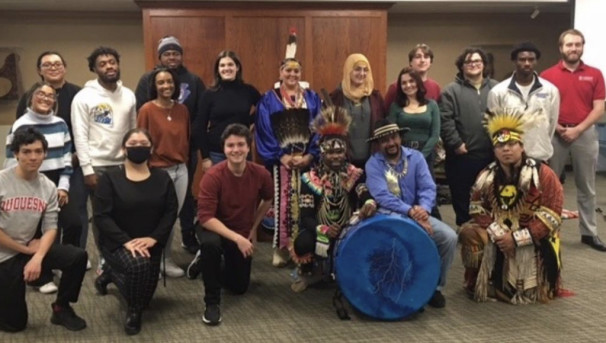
387, 99, 440, 158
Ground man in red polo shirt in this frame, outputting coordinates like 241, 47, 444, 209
541, 29, 606, 251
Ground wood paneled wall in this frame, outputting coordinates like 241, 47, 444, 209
137, 1, 389, 197
138, 2, 390, 94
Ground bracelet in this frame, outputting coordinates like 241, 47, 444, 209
512, 228, 533, 247
364, 199, 376, 207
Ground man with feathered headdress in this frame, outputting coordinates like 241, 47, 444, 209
459, 108, 564, 304
289, 100, 376, 292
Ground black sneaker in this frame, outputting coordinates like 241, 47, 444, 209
202, 304, 222, 326
124, 308, 142, 335
428, 290, 446, 308
186, 249, 202, 280
50, 303, 87, 331
181, 232, 199, 255
94, 272, 111, 295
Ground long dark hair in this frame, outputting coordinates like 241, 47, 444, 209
148, 67, 180, 101
394, 67, 427, 107
211, 50, 243, 90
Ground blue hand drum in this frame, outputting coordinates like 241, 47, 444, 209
334, 213, 440, 320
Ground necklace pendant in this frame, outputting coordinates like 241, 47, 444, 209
167, 116, 172, 121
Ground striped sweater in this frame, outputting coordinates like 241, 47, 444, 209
4, 108, 73, 191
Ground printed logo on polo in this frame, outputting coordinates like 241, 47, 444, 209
579, 76, 594, 82
1, 196, 47, 212
91, 103, 113, 126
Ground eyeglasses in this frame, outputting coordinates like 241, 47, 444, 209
34, 91, 56, 101
464, 59, 483, 66
40, 62, 64, 70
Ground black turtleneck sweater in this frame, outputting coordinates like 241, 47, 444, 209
195, 80, 260, 158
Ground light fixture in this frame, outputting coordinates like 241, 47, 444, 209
530, 6, 540, 19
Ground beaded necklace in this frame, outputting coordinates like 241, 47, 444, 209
280, 84, 304, 109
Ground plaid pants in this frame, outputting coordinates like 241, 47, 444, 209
102, 247, 161, 311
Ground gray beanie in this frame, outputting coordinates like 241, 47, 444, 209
157, 36, 183, 57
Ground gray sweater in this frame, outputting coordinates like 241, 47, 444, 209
0, 168, 58, 263
439, 75, 498, 160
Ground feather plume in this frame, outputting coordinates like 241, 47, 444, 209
285, 28, 297, 59
312, 105, 352, 138
270, 108, 311, 149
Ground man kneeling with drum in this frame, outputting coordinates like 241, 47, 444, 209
365, 119, 457, 308
459, 109, 563, 304
290, 103, 376, 292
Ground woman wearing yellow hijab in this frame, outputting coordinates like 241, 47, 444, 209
330, 53, 385, 168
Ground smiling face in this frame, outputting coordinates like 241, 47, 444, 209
378, 132, 402, 160
160, 49, 183, 70
93, 54, 120, 84
154, 71, 175, 100
30, 85, 56, 114
400, 72, 418, 98
223, 134, 250, 165
218, 56, 239, 81
462, 52, 484, 79
38, 54, 66, 84
559, 33, 584, 64
350, 63, 369, 88
280, 64, 301, 89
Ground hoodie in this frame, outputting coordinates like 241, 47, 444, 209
71, 79, 136, 176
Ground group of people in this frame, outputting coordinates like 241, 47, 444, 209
1, 27, 604, 335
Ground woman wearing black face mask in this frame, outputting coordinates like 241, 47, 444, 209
92, 128, 178, 335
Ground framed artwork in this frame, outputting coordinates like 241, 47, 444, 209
0, 49, 20, 101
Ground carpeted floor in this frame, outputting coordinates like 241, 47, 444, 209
2, 172, 606, 342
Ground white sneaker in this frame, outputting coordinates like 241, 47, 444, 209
162, 259, 185, 278
86, 260, 91, 271
96, 258, 105, 276
39, 282, 58, 294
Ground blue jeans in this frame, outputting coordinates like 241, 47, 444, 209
180, 147, 198, 238
162, 163, 188, 260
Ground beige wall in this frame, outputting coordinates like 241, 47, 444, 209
387, 12, 571, 88
0, 10, 571, 128
0, 12, 144, 126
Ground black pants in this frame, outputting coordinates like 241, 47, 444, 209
101, 247, 161, 312
196, 226, 252, 305
0, 244, 87, 332
30, 170, 83, 286
293, 229, 319, 274
445, 155, 492, 226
